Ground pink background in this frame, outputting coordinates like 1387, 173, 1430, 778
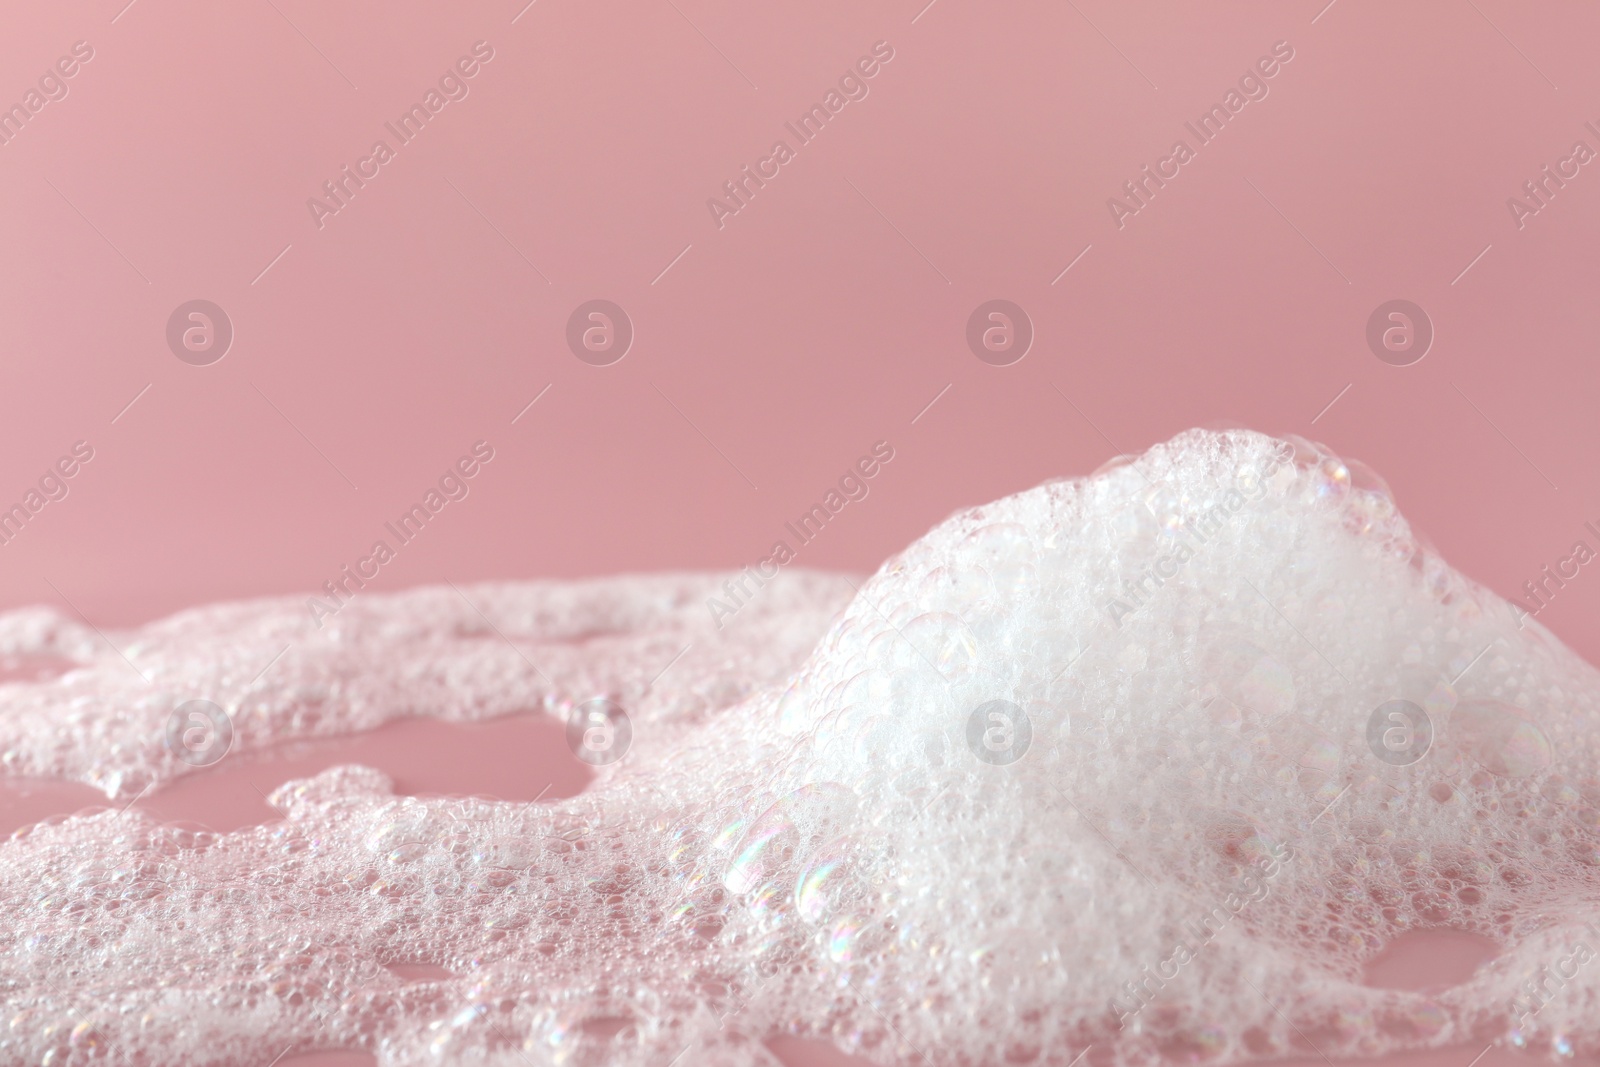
3, 1, 1599, 1064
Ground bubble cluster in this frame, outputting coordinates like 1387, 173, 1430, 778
3, 428, 1599, 1067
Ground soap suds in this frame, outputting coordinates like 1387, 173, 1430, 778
2, 428, 1597, 1067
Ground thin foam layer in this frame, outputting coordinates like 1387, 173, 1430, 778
2, 429, 1597, 1067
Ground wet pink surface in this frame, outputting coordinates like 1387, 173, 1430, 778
0, 713, 591, 838
2, 0, 1598, 1063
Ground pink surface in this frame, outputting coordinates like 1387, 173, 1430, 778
3, 1, 1599, 1064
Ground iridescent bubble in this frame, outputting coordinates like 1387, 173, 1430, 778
1140, 485, 1185, 533
1312, 455, 1351, 505
723, 783, 857, 909
711, 815, 749, 854
828, 916, 865, 963
774, 678, 819, 737
795, 834, 858, 924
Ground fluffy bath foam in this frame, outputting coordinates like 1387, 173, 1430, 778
2, 427, 1598, 1067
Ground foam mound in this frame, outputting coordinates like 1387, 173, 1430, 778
2, 428, 1598, 1067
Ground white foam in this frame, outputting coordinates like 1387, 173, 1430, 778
3, 428, 1597, 1067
